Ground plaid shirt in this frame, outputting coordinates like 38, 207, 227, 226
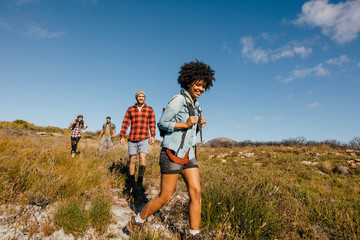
120, 104, 156, 141
71, 122, 83, 138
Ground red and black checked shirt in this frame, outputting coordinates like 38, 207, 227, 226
120, 104, 156, 142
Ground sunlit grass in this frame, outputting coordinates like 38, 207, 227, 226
1, 121, 359, 239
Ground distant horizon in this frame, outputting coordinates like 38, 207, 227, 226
1, 118, 358, 144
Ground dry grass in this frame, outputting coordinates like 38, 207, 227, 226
41, 219, 55, 236
197, 145, 360, 239
1, 121, 360, 239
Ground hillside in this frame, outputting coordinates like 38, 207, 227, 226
203, 137, 238, 148
0, 120, 360, 239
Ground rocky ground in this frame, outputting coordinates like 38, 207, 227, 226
0, 184, 190, 239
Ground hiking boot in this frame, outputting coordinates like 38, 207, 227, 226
71, 153, 75, 158
136, 182, 146, 193
122, 186, 133, 196
122, 216, 143, 236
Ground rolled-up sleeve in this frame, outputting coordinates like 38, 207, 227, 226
158, 95, 183, 133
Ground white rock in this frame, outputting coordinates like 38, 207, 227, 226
244, 153, 255, 158
335, 166, 349, 175
50, 229, 75, 240
111, 205, 132, 228
301, 161, 312, 165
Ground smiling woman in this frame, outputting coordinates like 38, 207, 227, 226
124, 60, 215, 239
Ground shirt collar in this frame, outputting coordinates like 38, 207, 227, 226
132, 103, 147, 108
183, 90, 197, 105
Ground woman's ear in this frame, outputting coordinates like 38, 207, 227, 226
187, 82, 193, 90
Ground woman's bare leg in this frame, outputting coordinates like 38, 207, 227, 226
182, 167, 201, 230
139, 174, 179, 220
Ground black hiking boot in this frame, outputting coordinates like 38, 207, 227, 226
135, 182, 146, 193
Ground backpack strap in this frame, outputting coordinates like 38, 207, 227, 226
196, 105, 203, 143
179, 93, 198, 149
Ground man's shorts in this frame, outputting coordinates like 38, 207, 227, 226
128, 139, 149, 156
159, 148, 198, 174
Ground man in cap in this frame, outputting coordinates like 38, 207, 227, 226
98, 116, 116, 155
120, 90, 156, 192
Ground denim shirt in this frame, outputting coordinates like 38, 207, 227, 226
158, 91, 201, 159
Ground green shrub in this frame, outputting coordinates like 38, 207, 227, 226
54, 198, 89, 237
89, 194, 112, 234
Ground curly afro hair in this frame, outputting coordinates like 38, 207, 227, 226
177, 60, 215, 91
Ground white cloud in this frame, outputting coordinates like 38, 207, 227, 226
240, 36, 312, 64
295, 0, 360, 44
314, 63, 330, 76
277, 63, 330, 83
253, 116, 263, 121
272, 45, 312, 61
26, 25, 65, 39
260, 32, 280, 44
307, 102, 321, 108
326, 54, 350, 66
288, 94, 294, 98
272, 116, 281, 121
241, 36, 269, 63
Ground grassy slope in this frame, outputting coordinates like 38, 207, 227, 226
0, 121, 359, 239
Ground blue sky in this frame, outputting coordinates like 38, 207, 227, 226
0, 0, 359, 143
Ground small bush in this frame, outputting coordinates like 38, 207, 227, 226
318, 161, 334, 175
89, 194, 112, 235
54, 198, 89, 237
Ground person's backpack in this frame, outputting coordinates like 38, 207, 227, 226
103, 123, 114, 130
159, 92, 202, 149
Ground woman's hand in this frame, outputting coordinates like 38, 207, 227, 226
200, 116, 206, 128
186, 116, 197, 128
174, 116, 198, 130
